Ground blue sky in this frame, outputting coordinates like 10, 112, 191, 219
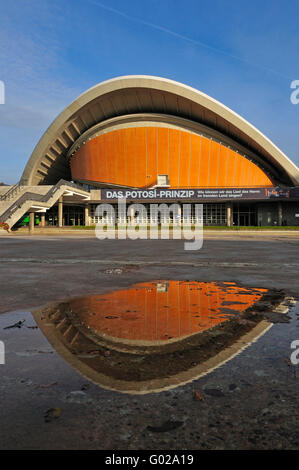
0, 0, 298, 184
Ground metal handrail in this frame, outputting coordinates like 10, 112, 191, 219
0, 182, 21, 201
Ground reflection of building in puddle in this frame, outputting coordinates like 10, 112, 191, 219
68, 281, 267, 345
32, 281, 277, 395
156, 282, 169, 293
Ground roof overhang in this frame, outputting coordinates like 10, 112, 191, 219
20, 75, 299, 187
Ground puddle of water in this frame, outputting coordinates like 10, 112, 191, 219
67, 281, 267, 343
0, 281, 291, 396
26, 280, 287, 394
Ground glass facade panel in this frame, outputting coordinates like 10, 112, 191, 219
46, 205, 84, 226
90, 203, 226, 225
233, 203, 257, 226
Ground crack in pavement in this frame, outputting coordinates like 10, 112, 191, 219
0, 258, 299, 268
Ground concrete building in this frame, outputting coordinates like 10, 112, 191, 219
1, 75, 299, 229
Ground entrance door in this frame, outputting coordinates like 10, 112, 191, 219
63, 206, 84, 226
233, 203, 257, 227
239, 214, 249, 226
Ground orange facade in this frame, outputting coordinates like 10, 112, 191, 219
69, 281, 267, 342
70, 127, 274, 188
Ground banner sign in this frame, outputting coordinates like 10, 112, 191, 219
101, 187, 298, 201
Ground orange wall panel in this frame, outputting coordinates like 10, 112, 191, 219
225, 150, 237, 187
168, 129, 180, 187
135, 127, 147, 188
125, 128, 136, 187
157, 127, 169, 176
189, 134, 201, 187
179, 131, 191, 187
208, 141, 220, 187
234, 150, 243, 186
247, 160, 256, 187
146, 127, 158, 187
198, 137, 210, 187
106, 132, 115, 184
97, 134, 107, 182
70, 126, 274, 188
218, 144, 229, 187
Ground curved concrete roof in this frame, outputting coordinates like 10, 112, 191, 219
21, 75, 299, 186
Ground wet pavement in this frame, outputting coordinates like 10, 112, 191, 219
1, 234, 299, 315
0, 235, 299, 449
30, 280, 279, 394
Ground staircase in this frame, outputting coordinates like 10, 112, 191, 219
0, 179, 90, 229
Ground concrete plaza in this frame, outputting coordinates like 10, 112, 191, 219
0, 232, 299, 449
1, 231, 299, 314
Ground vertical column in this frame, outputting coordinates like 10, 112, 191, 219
29, 212, 34, 233
41, 214, 45, 227
58, 196, 63, 227
177, 204, 182, 223
149, 203, 156, 226
173, 205, 182, 241
226, 202, 232, 227
84, 205, 90, 226
278, 202, 283, 226
129, 205, 135, 223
